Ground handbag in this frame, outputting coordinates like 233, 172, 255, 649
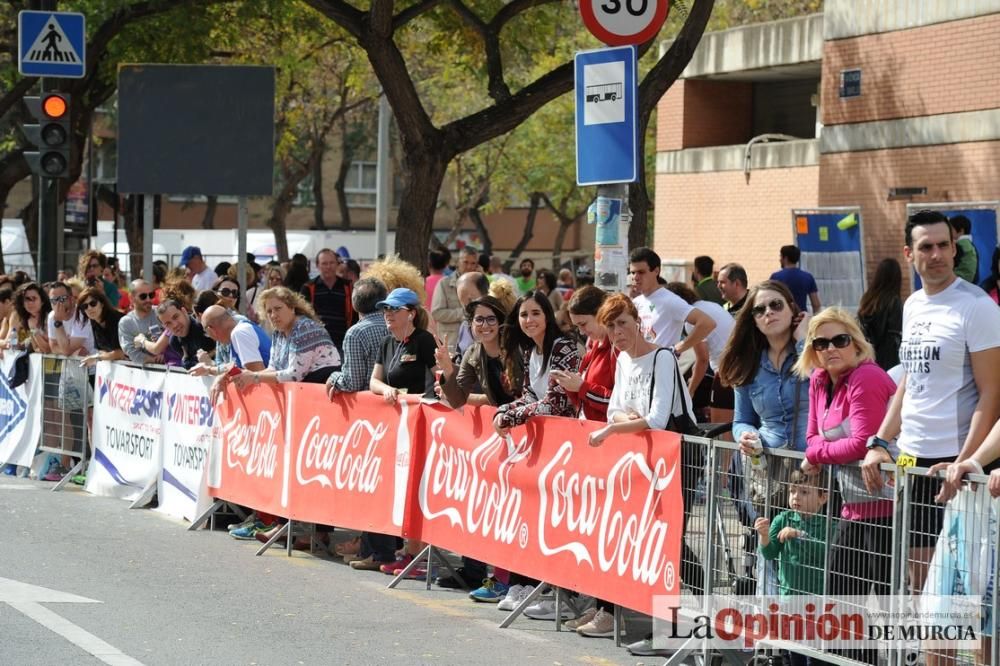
57, 357, 91, 411
648, 348, 700, 436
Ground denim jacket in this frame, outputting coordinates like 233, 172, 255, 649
732, 340, 809, 451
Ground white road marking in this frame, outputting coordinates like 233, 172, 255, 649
0, 577, 144, 665
9, 602, 145, 666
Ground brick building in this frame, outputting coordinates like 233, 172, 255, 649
655, 0, 1000, 295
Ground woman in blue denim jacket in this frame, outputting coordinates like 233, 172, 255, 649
718, 280, 811, 597
719, 280, 810, 453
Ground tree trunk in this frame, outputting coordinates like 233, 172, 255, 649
551, 216, 580, 271
468, 206, 492, 257
393, 149, 450, 273
123, 194, 144, 279
503, 192, 542, 273
200, 195, 218, 229
268, 182, 296, 262
628, 180, 651, 250
19, 191, 38, 276
312, 142, 326, 230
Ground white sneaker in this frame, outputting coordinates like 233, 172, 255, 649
524, 598, 576, 620
496, 584, 524, 611
577, 608, 615, 637
564, 606, 598, 630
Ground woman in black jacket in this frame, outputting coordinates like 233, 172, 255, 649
857, 258, 902, 371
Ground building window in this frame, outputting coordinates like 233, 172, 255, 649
346, 161, 377, 208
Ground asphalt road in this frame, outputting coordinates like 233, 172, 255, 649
0, 478, 660, 666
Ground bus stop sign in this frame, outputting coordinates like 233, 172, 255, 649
575, 46, 638, 186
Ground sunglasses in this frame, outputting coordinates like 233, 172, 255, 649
473, 315, 499, 326
812, 333, 853, 352
135, 292, 154, 301
83, 300, 101, 310
751, 299, 786, 318
216, 288, 239, 298
382, 305, 407, 312
51, 295, 68, 304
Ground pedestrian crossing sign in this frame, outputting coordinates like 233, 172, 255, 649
18, 11, 86, 79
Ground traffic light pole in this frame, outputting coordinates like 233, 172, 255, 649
36, 76, 58, 283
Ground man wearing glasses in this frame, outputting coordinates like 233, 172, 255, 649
118, 280, 161, 364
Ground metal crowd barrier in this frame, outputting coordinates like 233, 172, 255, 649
36, 353, 91, 491
668, 435, 1000, 666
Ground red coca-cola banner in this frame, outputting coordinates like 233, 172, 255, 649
209, 388, 683, 616
211, 384, 289, 516
413, 402, 683, 616
210, 385, 419, 536
283, 386, 419, 535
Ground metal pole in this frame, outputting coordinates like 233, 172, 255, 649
237, 196, 248, 314
593, 183, 630, 293
374, 91, 391, 260
142, 194, 153, 283
112, 184, 119, 269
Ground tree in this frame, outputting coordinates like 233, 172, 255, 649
303, 0, 715, 273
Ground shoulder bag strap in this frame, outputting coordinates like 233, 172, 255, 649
647, 348, 663, 415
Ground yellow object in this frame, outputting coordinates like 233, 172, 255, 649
819, 226, 829, 241
837, 213, 858, 230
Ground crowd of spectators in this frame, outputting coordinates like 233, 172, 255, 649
3, 209, 1000, 660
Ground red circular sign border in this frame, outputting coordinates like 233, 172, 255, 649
579, 0, 670, 46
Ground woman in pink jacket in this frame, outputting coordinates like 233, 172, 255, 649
793, 307, 895, 663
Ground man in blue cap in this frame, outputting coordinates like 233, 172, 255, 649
180, 246, 216, 291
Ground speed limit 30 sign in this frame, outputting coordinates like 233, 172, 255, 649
580, 0, 670, 46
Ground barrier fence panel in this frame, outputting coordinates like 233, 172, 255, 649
37, 354, 91, 488
13, 357, 1000, 666
0, 353, 43, 470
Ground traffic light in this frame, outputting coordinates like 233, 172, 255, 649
23, 93, 72, 179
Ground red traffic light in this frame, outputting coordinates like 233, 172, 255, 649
42, 94, 68, 119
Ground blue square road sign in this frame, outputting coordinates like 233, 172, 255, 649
575, 45, 638, 186
18, 11, 86, 79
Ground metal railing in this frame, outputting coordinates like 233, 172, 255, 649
670, 436, 1000, 666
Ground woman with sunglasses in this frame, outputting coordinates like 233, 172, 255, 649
717, 280, 810, 596
78, 287, 126, 367
791, 307, 895, 665
211, 277, 241, 312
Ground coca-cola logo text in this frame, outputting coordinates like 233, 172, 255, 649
418, 417, 526, 545
295, 416, 385, 492
220, 407, 280, 479
537, 441, 678, 591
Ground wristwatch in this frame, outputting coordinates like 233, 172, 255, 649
866, 435, 891, 453
53, 320, 63, 329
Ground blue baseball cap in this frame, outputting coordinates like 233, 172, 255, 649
376, 288, 420, 310
180, 246, 202, 266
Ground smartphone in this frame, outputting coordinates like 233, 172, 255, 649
148, 324, 163, 342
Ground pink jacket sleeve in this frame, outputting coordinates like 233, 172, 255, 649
805, 364, 894, 465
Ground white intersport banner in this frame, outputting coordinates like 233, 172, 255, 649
157, 372, 214, 521
0, 353, 42, 467
86, 362, 164, 501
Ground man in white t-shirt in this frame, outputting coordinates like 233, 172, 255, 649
180, 246, 217, 292
628, 247, 716, 354
47, 282, 95, 361
862, 209, 1000, 591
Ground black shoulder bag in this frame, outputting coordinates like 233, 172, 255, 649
648, 348, 701, 436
